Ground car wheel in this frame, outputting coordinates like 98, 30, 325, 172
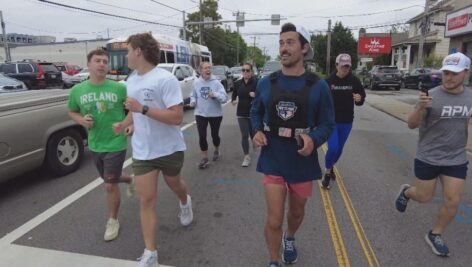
45, 129, 84, 176
395, 86, 401, 91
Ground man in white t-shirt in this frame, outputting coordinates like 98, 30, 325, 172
112, 33, 193, 267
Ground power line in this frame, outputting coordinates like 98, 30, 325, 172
305, 5, 423, 19
36, 0, 181, 28
149, 0, 181, 12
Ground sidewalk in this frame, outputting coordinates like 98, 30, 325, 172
366, 93, 472, 153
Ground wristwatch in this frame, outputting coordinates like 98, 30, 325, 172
141, 105, 149, 115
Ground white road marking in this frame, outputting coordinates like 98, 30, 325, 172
0, 120, 202, 266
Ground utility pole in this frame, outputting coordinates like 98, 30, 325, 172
199, 0, 203, 44
0, 10, 11, 62
252, 36, 257, 64
234, 11, 240, 65
417, 0, 430, 68
183, 10, 187, 41
107, 28, 110, 39
326, 19, 332, 74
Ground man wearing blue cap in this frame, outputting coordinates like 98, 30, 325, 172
395, 52, 472, 257
251, 23, 334, 267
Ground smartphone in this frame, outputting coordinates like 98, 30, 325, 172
421, 87, 429, 96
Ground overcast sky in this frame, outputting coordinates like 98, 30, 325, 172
0, 0, 426, 58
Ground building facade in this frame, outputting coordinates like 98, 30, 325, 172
391, 0, 454, 71
445, 0, 472, 85
0, 39, 109, 67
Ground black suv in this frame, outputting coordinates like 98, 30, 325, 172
0, 60, 63, 89
363, 65, 402, 91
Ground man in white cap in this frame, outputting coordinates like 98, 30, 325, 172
395, 52, 471, 257
322, 53, 366, 189
251, 23, 334, 267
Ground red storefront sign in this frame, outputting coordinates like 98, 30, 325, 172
448, 14, 469, 31
445, 5, 472, 37
358, 37, 392, 55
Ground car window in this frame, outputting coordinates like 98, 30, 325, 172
378, 67, 398, 73
55, 65, 66, 71
181, 67, 192, 77
212, 67, 225, 75
39, 63, 59, 72
18, 64, 34, 73
0, 64, 17, 74
175, 67, 185, 79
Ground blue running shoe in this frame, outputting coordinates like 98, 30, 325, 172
425, 231, 450, 257
394, 184, 411, 212
268, 261, 283, 267
281, 234, 298, 264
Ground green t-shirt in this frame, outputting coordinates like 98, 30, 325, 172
68, 80, 127, 152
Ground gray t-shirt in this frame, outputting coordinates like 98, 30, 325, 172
416, 86, 472, 165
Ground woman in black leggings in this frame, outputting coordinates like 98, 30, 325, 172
231, 63, 258, 167
190, 62, 229, 169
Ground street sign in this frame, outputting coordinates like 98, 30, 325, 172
236, 13, 245, 27
271, 14, 280, 25
204, 17, 213, 29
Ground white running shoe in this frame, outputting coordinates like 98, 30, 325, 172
104, 218, 120, 241
241, 155, 251, 167
137, 249, 159, 267
179, 194, 194, 226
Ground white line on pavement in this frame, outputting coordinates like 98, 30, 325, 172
0, 120, 200, 266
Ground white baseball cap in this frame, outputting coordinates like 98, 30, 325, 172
335, 54, 352, 66
294, 24, 314, 60
440, 52, 471, 73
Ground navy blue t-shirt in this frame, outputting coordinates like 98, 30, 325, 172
250, 71, 335, 183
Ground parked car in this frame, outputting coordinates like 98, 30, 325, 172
0, 74, 28, 93
402, 68, 441, 90
62, 72, 83, 88
212, 65, 234, 92
260, 60, 281, 78
74, 68, 90, 81
157, 63, 198, 106
363, 65, 402, 90
0, 60, 63, 89
419, 70, 442, 90
0, 90, 86, 182
53, 62, 82, 76
230, 66, 243, 81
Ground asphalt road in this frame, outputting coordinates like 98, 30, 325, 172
1, 89, 471, 267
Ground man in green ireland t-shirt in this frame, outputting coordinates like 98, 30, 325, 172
68, 49, 134, 242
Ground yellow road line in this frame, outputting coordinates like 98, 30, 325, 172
322, 144, 380, 267
318, 181, 351, 266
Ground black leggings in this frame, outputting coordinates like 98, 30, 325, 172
195, 115, 223, 152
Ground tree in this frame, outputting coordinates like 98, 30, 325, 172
245, 46, 270, 68
183, 0, 221, 43
183, 0, 247, 66
312, 22, 358, 74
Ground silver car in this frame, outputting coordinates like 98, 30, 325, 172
157, 63, 198, 106
0, 74, 27, 93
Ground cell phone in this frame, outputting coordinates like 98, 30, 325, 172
296, 135, 304, 149
421, 87, 428, 96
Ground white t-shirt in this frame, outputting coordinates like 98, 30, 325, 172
126, 66, 186, 160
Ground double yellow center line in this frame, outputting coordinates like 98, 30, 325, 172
319, 144, 380, 267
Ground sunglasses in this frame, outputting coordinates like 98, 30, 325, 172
242, 69, 251, 72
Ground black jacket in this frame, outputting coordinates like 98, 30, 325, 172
325, 72, 366, 123
232, 77, 258, 117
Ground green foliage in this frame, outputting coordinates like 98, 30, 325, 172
423, 54, 443, 69
313, 22, 358, 74
245, 46, 270, 68
183, 0, 247, 66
